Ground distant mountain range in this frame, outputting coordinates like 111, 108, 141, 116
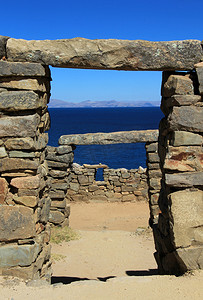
48, 99, 160, 108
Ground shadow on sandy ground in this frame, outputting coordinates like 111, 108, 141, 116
51, 269, 158, 285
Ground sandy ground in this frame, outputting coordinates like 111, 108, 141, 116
1, 202, 203, 300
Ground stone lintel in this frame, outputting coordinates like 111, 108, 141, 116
6, 38, 202, 71
59, 130, 159, 145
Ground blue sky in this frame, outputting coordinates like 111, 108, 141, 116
1, 0, 203, 103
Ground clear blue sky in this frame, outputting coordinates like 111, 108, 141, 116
1, 0, 203, 103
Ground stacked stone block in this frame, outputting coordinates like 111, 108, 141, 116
145, 142, 162, 225
154, 68, 203, 274
46, 145, 74, 226
66, 163, 148, 203
0, 61, 52, 281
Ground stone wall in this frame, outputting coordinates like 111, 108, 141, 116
0, 36, 202, 280
154, 65, 203, 275
66, 163, 148, 203
0, 61, 52, 281
145, 142, 162, 225
46, 145, 74, 226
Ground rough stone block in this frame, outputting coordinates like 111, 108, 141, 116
145, 142, 158, 152
49, 170, 67, 178
49, 210, 65, 224
163, 95, 201, 107
0, 157, 38, 172
0, 91, 43, 111
148, 170, 162, 179
69, 182, 80, 192
11, 175, 41, 189
162, 75, 194, 97
195, 62, 203, 95
56, 145, 73, 154
147, 163, 160, 170
1, 170, 36, 177
0, 178, 8, 204
149, 178, 162, 190
13, 195, 38, 207
147, 153, 160, 163
51, 199, 66, 208
6, 38, 202, 71
0, 61, 49, 77
46, 152, 73, 164
0, 243, 40, 267
0, 146, 7, 158
0, 35, 9, 59
89, 184, 99, 192
35, 133, 48, 150
9, 151, 35, 158
2, 265, 37, 280
0, 205, 36, 241
18, 189, 38, 197
165, 172, 203, 187
0, 114, 40, 137
49, 190, 65, 199
171, 131, 202, 146
121, 172, 130, 179
50, 182, 68, 190
169, 190, 203, 248
78, 175, 89, 185
0, 78, 49, 92
177, 246, 203, 270
47, 160, 68, 169
121, 185, 134, 192
164, 146, 203, 172
168, 106, 203, 132
150, 193, 159, 205
4, 137, 35, 150
40, 197, 51, 223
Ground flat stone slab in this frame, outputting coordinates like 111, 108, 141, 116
168, 106, 203, 132
0, 205, 36, 242
0, 61, 49, 77
0, 243, 40, 267
0, 114, 40, 137
169, 190, 203, 248
0, 157, 38, 172
0, 91, 42, 111
59, 130, 159, 145
165, 171, 203, 187
6, 38, 202, 71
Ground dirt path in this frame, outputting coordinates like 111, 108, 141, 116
52, 202, 157, 281
69, 202, 150, 231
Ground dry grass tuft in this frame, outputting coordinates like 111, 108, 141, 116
50, 226, 80, 244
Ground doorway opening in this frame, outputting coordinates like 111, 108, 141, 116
48, 68, 162, 283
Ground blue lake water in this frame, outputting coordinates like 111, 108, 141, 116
48, 107, 163, 170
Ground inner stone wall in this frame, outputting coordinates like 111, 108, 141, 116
66, 163, 148, 203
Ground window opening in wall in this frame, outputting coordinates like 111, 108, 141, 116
95, 168, 104, 181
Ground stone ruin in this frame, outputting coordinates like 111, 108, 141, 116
0, 35, 202, 281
